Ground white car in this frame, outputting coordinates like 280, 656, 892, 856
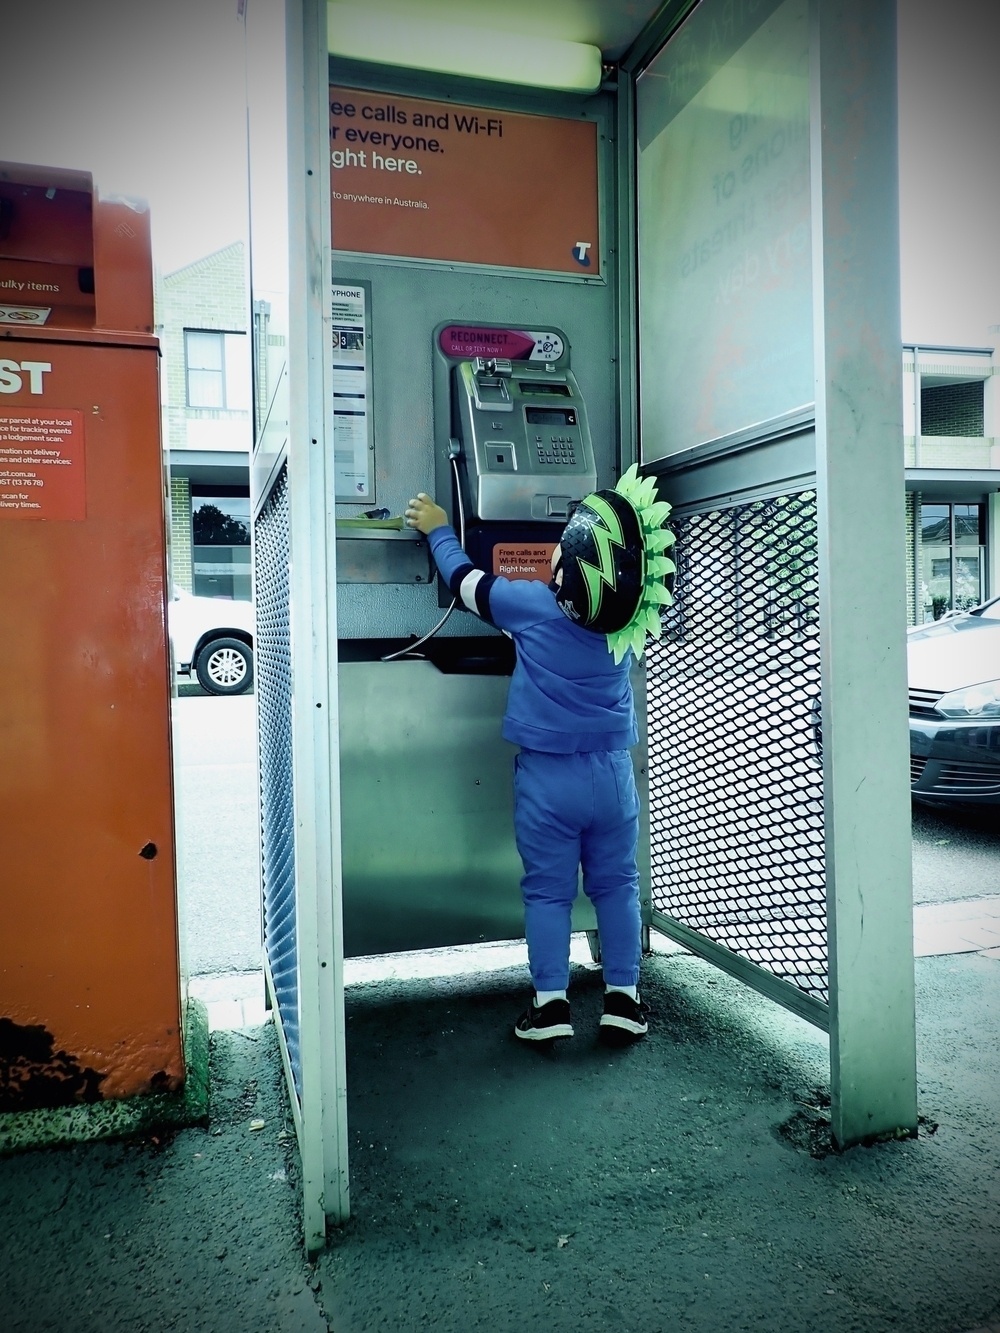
168, 590, 255, 695
907, 595, 1000, 806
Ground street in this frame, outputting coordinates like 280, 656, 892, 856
171, 694, 1000, 980
912, 799, 1000, 905
172, 692, 260, 977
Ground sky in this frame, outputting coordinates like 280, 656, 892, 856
0, 0, 249, 277
896, 0, 1000, 346
0, 0, 998, 340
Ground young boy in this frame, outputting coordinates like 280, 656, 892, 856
405, 466, 674, 1045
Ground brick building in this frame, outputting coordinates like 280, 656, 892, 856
902, 342, 1000, 623
156, 242, 251, 601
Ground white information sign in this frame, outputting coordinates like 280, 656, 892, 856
0, 304, 51, 326
332, 283, 373, 500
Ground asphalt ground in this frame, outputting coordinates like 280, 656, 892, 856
911, 799, 1000, 905
1, 939, 997, 1333
6, 697, 985, 1331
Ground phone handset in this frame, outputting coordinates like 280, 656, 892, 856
447, 438, 467, 544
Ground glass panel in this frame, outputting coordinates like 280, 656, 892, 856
186, 331, 224, 371
954, 551, 984, 612
637, 0, 811, 461
186, 368, 224, 408
192, 496, 251, 546
920, 503, 949, 545
186, 331, 225, 407
918, 503, 985, 619
193, 545, 252, 600
920, 544, 952, 621
191, 497, 251, 600
953, 503, 982, 546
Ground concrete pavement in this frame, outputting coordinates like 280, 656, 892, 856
2, 930, 997, 1333
5, 697, 995, 1331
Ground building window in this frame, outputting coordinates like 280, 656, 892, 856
919, 501, 985, 621
191, 493, 251, 600
920, 380, 985, 436
185, 331, 225, 407
184, 330, 250, 410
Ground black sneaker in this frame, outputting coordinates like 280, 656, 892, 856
599, 991, 648, 1044
513, 997, 574, 1042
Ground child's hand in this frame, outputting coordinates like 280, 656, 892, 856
405, 493, 448, 535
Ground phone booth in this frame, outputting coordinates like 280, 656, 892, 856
244, 0, 918, 1254
0, 163, 182, 1110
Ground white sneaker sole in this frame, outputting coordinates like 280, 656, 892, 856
599, 1014, 648, 1036
514, 1022, 574, 1041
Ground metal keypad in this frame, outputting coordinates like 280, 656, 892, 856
535, 433, 578, 466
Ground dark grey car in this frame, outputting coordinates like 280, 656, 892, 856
908, 596, 1000, 805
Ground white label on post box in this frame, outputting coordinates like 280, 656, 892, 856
0, 305, 52, 326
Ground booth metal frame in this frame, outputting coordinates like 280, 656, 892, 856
245, 0, 916, 1255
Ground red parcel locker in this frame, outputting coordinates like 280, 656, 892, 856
0, 162, 182, 1107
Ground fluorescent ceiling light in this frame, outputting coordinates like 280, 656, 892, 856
327, 2, 603, 93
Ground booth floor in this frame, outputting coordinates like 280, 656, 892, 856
1, 940, 998, 1333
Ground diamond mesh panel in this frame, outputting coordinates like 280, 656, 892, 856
254, 464, 301, 1095
646, 491, 828, 1003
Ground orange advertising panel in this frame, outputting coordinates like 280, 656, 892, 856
330, 87, 600, 274
0, 407, 86, 519
493, 542, 558, 582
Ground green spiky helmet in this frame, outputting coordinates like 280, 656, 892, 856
554, 465, 675, 663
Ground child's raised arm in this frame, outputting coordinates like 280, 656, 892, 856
404, 493, 448, 535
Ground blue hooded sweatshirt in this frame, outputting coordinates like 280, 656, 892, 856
428, 525, 637, 754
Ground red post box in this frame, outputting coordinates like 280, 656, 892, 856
0, 162, 182, 1107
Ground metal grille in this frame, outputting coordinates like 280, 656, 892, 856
908, 688, 943, 718
918, 759, 1000, 797
646, 491, 828, 1003
254, 463, 301, 1096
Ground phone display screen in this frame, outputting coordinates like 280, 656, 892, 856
524, 407, 577, 425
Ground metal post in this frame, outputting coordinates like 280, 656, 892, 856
811, 0, 918, 1147
285, 0, 349, 1252
913, 345, 922, 468
989, 492, 1000, 598
615, 71, 638, 475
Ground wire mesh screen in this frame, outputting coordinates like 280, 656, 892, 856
254, 463, 301, 1095
646, 491, 828, 1003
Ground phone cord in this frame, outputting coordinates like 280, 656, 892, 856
380, 454, 465, 663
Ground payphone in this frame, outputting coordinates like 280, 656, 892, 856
434, 323, 597, 592
332, 321, 626, 959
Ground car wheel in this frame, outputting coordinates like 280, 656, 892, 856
195, 637, 253, 695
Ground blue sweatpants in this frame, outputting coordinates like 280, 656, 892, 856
512, 747, 641, 993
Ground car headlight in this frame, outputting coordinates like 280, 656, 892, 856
936, 678, 1000, 719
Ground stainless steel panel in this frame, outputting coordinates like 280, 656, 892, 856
340, 659, 531, 956
339, 658, 651, 959
335, 527, 433, 583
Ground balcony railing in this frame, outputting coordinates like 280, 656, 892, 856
904, 435, 998, 469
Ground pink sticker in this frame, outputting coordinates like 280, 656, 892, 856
439, 326, 537, 361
